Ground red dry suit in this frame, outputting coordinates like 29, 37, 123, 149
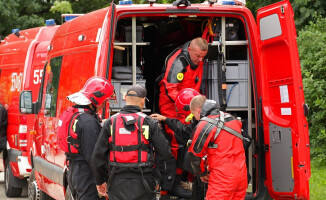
189, 112, 247, 200
159, 41, 203, 165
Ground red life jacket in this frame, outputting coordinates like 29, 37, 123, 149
108, 112, 151, 167
57, 107, 89, 154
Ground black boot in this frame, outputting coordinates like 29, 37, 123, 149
168, 175, 192, 199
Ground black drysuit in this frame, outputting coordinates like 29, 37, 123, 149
164, 117, 206, 200
66, 105, 104, 200
91, 105, 171, 200
0, 103, 8, 152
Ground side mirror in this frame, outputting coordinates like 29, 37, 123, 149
19, 91, 33, 114
44, 94, 52, 115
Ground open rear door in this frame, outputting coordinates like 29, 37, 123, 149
257, 0, 310, 199
95, 2, 117, 78
94, 2, 117, 118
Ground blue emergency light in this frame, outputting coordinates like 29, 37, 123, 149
65, 16, 78, 22
222, 0, 235, 5
12, 29, 20, 37
119, 0, 133, 5
46, 19, 56, 26
12, 29, 20, 34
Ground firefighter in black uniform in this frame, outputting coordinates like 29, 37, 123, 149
91, 84, 172, 200
65, 77, 115, 200
0, 103, 7, 153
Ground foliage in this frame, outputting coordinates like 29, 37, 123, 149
68, 0, 109, 13
310, 160, 326, 199
246, 0, 326, 30
297, 15, 326, 165
0, 0, 109, 37
0, 0, 49, 36
246, 0, 278, 17
50, 1, 73, 14
291, 0, 326, 30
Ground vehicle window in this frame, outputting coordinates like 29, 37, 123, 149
259, 13, 282, 41
44, 56, 62, 117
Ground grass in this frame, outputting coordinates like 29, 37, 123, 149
310, 160, 326, 200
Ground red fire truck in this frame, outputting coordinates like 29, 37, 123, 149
19, 0, 311, 199
0, 21, 58, 197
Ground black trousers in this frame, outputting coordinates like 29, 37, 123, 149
108, 174, 156, 200
67, 161, 104, 200
192, 176, 207, 200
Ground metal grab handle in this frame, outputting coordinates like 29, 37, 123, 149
172, 0, 191, 7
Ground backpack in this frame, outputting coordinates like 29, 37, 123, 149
57, 107, 87, 154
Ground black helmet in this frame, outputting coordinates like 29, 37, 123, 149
200, 99, 220, 118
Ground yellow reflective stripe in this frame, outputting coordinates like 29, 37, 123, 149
291, 156, 294, 178
72, 119, 78, 132
142, 125, 149, 139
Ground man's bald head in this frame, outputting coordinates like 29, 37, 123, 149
190, 37, 208, 51
188, 37, 208, 65
190, 95, 207, 120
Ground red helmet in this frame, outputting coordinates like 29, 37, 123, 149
175, 88, 200, 116
67, 77, 115, 107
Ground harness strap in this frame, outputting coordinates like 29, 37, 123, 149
67, 112, 81, 154
107, 166, 116, 190
112, 117, 117, 162
139, 167, 159, 194
201, 112, 250, 144
109, 162, 153, 168
67, 137, 80, 145
110, 144, 151, 152
137, 116, 142, 163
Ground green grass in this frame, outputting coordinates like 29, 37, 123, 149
310, 160, 326, 200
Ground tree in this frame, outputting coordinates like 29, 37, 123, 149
292, 0, 326, 30
297, 15, 326, 165
0, 0, 110, 37
246, 0, 326, 30
0, 0, 49, 37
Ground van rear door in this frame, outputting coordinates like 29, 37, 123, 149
257, 0, 310, 199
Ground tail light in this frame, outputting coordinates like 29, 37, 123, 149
19, 115, 28, 151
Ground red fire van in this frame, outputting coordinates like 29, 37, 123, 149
19, 0, 310, 199
0, 21, 58, 197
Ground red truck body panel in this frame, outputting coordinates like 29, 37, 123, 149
0, 25, 58, 196
18, 1, 310, 199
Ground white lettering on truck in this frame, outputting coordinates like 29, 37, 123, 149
33, 69, 43, 85
10, 72, 23, 92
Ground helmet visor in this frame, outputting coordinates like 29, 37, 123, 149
67, 92, 91, 105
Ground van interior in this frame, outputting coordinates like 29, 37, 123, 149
111, 15, 256, 194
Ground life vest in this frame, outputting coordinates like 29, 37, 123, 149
108, 112, 151, 167
57, 107, 89, 154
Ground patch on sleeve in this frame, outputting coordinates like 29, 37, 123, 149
177, 72, 184, 81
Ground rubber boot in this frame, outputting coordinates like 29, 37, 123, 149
168, 174, 192, 199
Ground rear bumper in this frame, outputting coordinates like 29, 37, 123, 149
8, 149, 31, 177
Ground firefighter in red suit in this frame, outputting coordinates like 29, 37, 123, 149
188, 96, 248, 200
158, 37, 208, 198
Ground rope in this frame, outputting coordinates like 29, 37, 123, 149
226, 82, 238, 104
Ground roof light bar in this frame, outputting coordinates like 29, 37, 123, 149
61, 14, 84, 22
119, 0, 133, 5
12, 29, 20, 37
46, 19, 56, 26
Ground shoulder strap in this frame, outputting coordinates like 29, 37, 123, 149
200, 111, 249, 142
111, 116, 117, 162
67, 112, 82, 154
